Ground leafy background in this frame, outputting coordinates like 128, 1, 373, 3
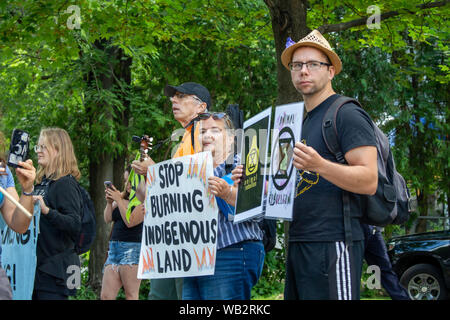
0, 0, 448, 299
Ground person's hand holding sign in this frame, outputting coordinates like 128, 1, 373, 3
32, 195, 49, 215
292, 141, 325, 173
208, 176, 229, 197
230, 164, 244, 185
208, 176, 236, 206
131, 158, 155, 176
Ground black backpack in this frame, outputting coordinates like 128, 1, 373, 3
44, 176, 96, 255
321, 96, 411, 244
75, 184, 96, 255
226, 104, 277, 253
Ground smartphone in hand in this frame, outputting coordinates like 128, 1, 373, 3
104, 181, 113, 189
7, 129, 30, 168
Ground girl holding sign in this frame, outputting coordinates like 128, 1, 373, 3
182, 112, 265, 300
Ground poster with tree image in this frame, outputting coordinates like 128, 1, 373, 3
233, 108, 271, 224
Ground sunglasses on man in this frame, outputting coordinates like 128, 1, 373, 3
196, 112, 227, 121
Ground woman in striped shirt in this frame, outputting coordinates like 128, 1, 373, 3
182, 112, 265, 300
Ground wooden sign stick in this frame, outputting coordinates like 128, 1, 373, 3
0, 185, 33, 218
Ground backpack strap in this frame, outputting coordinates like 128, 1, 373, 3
322, 96, 362, 164
191, 121, 197, 153
321, 95, 362, 247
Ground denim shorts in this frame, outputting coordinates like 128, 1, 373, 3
104, 241, 141, 270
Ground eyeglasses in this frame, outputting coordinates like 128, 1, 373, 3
288, 60, 331, 72
196, 112, 227, 121
173, 92, 204, 104
196, 112, 234, 130
34, 144, 47, 152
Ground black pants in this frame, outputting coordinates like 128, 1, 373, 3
32, 271, 69, 300
32, 290, 68, 300
284, 241, 364, 300
363, 224, 410, 300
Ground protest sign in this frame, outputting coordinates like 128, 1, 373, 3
234, 108, 271, 223
265, 102, 303, 220
138, 151, 218, 279
0, 203, 41, 300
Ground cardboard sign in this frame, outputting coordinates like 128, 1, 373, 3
234, 108, 271, 223
138, 152, 218, 279
0, 203, 41, 300
265, 102, 304, 220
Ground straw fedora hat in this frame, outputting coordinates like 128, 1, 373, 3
281, 30, 342, 75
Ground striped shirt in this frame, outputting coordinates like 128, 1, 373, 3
214, 154, 263, 250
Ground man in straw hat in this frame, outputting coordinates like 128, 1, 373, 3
281, 30, 378, 300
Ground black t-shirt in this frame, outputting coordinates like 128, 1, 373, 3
110, 206, 143, 243
290, 94, 377, 242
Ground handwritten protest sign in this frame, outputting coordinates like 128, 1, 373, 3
265, 102, 303, 220
138, 152, 218, 279
234, 108, 271, 223
0, 203, 41, 300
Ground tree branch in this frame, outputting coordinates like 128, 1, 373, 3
317, 1, 449, 34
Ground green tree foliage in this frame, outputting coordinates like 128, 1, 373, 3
0, 0, 276, 294
0, 0, 448, 298
265, 0, 449, 235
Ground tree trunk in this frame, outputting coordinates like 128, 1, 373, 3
264, 0, 308, 106
84, 40, 132, 296
415, 189, 431, 233
265, 0, 311, 250
88, 154, 114, 294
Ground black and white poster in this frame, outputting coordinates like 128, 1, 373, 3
234, 108, 271, 223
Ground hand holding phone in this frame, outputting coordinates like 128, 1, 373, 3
7, 129, 30, 168
104, 181, 113, 189
104, 181, 114, 203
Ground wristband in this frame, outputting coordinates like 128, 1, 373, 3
22, 186, 34, 196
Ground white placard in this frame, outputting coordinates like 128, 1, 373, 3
265, 102, 303, 220
138, 152, 218, 279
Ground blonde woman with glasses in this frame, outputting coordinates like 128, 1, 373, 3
31, 128, 83, 300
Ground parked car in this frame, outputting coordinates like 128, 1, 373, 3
387, 229, 450, 300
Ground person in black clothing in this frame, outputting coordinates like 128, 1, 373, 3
281, 30, 378, 300
32, 128, 83, 300
362, 224, 410, 300
101, 166, 145, 300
